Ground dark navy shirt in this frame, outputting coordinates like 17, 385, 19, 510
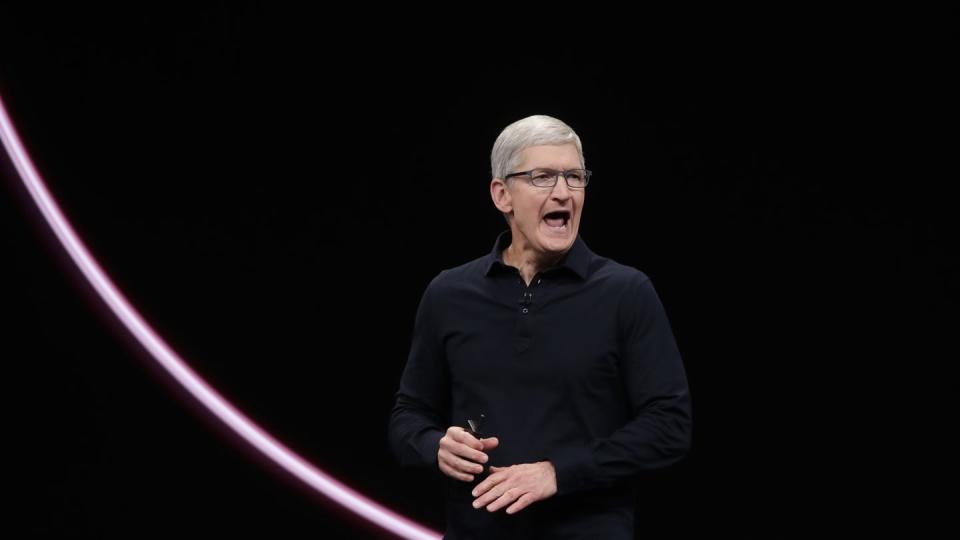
388, 229, 692, 539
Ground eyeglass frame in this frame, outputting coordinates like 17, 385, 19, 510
503, 168, 593, 189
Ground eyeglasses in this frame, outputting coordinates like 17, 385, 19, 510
504, 168, 592, 189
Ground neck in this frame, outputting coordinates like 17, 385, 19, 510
502, 233, 565, 286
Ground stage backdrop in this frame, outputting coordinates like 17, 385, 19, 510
2, 5, 952, 538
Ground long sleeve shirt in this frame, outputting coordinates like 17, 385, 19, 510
388, 229, 692, 539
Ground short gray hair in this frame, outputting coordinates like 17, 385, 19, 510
490, 115, 585, 181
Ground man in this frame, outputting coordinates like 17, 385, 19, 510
388, 115, 692, 539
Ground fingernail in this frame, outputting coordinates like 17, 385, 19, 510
472, 490, 478, 496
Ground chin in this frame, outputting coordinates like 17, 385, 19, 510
536, 222, 576, 252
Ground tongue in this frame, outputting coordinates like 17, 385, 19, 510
545, 216, 565, 227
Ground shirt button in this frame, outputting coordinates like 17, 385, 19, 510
522, 308, 529, 314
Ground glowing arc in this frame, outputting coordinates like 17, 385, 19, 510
0, 95, 441, 540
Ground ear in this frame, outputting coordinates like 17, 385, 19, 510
490, 178, 513, 217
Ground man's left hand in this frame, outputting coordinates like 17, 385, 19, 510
471, 461, 557, 514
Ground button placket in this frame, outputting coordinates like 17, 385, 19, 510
521, 276, 544, 314
514, 274, 541, 353
520, 290, 533, 313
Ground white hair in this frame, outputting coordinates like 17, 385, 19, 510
490, 115, 585, 181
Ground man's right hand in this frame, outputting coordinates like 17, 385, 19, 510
438, 426, 500, 482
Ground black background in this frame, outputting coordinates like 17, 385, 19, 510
2, 5, 954, 538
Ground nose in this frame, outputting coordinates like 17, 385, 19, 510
551, 173, 573, 199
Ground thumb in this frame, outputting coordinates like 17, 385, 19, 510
481, 437, 500, 450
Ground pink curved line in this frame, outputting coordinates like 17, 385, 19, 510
0, 94, 441, 540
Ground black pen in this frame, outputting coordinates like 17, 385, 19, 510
466, 413, 485, 439
465, 413, 489, 476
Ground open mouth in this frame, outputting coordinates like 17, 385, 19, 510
542, 210, 571, 231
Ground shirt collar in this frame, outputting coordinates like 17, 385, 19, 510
484, 229, 592, 280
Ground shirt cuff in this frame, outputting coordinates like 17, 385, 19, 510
419, 429, 445, 469
543, 443, 595, 496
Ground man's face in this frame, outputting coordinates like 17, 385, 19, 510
494, 143, 585, 258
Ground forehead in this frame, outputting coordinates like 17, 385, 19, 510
515, 144, 581, 170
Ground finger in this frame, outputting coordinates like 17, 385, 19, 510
455, 429, 484, 451
451, 441, 488, 464
440, 462, 475, 483
439, 434, 487, 463
505, 492, 537, 515
443, 452, 485, 476
471, 470, 505, 498
480, 437, 500, 450
486, 488, 521, 512
445, 426, 482, 451
472, 482, 510, 509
